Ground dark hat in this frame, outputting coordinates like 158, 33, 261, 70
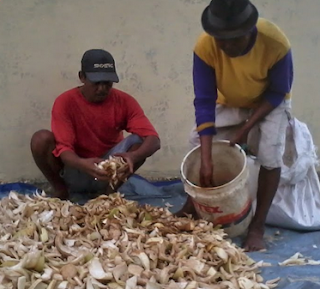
81, 49, 119, 83
201, 0, 259, 39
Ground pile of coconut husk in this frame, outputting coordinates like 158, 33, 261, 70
0, 191, 278, 289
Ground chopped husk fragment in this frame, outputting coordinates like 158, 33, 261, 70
95, 156, 129, 189
0, 191, 279, 288
279, 252, 320, 266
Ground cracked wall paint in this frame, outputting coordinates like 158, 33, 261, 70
0, 0, 319, 180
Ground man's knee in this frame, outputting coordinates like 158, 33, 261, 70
30, 129, 55, 155
127, 134, 143, 146
105, 134, 143, 157
128, 142, 142, 152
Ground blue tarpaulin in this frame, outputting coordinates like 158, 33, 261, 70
0, 177, 319, 289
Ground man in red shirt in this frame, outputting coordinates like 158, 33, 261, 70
30, 49, 160, 199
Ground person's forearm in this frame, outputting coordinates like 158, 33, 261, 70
131, 136, 160, 161
200, 135, 213, 162
243, 100, 276, 132
60, 151, 85, 170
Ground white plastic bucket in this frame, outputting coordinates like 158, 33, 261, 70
180, 140, 253, 238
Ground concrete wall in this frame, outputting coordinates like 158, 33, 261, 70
0, 0, 319, 181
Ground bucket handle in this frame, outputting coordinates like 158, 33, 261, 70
239, 144, 257, 160
239, 144, 248, 154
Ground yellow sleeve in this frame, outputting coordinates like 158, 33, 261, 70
193, 32, 216, 68
257, 19, 291, 68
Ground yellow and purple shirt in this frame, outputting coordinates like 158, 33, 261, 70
193, 18, 293, 135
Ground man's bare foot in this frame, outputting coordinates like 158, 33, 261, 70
42, 184, 69, 200
243, 223, 265, 252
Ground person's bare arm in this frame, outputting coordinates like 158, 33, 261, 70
230, 98, 283, 147
60, 151, 84, 169
116, 135, 160, 173
120, 91, 161, 172
231, 50, 293, 147
130, 135, 160, 161
230, 100, 275, 146
246, 100, 275, 130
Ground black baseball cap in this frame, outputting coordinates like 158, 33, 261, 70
81, 49, 119, 83
201, 0, 259, 39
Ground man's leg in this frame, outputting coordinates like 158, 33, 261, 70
30, 130, 69, 199
105, 134, 143, 160
243, 101, 290, 251
243, 167, 280, 251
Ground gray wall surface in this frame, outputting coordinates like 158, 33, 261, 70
0, 0, 319, 181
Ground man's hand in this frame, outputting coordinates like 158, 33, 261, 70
60, 151, 109, 181
78, 158, 109, 181
230, 99, 277, 147
200, 159, 215, 187
114, 152, 140, 175
230, 125, 250, 147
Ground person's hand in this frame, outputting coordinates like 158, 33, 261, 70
230, 126, 250, 147
78, 158, 109, 181
114, 152, 140, 175
199, 158, 215, 187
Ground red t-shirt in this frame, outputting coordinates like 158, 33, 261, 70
51, 87, 159, 158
